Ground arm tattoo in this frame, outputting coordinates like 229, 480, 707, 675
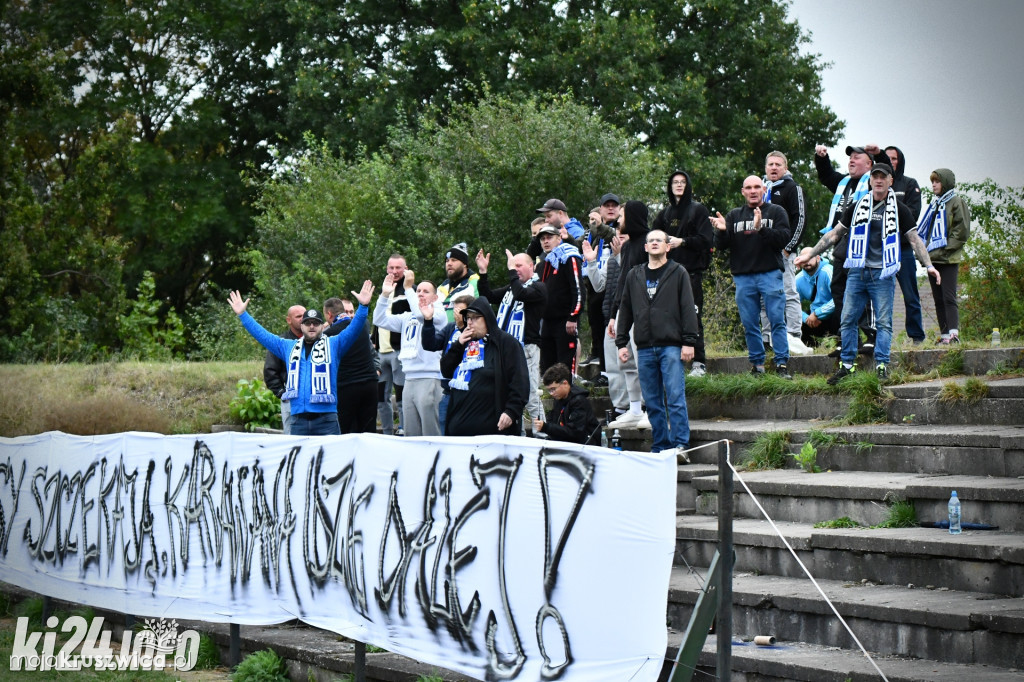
806, 224, 847, 259
905, 230, 933, 268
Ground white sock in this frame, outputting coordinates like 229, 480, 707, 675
949, 328, 959, 337
629, 401, 642, 415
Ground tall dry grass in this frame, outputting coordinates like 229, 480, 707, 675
0, 361, 263, 437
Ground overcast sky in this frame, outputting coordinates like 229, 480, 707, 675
786, 0, 1024, 188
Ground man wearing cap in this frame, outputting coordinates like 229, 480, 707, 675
374, 269, 447, 436
711, 176, 793, 378
228, 282, 375, 436
579, 194, 619, 369
530, 222, 586, 374
437, 242, 480, 324
536, 198, 585, 245
440, 297, 530, 437
263, 303, 305, 434
815, 144, 889, 352
796, 164, 940, 384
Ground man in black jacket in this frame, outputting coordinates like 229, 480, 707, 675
535, 363, 600, 445
531, 225, 585, 374
263, 303, 304, 433
615, 229, 699, 457
324, 296, 379, 434
885, 145, 926, 344
441, 297, 530, 437
653, 171, 714, 376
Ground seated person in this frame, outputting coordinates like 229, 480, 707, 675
534, 364, 600, 445
794, 247, 840, 347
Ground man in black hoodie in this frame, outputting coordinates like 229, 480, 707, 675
653, 171, 713, 376
440, 297, 530, 437
535, 363, 600, 445
616, 229, 699, 456
324, 296, 379, 434
885, 145, 926, 344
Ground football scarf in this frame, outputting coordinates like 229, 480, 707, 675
846, 188, 901, 280
917, 189, 956, 251
280, 336, 335, 404
822, 174, 870, 234
449, 338, 486, 391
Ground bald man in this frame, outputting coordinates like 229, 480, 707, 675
263, 303, 305, 433
711, 175, 794, 378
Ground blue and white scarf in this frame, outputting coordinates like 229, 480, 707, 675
846, 188, 901, 280
495, 275, 538, 345
762, 173, 790, 204
917, 189, 956, 251
280, 336, 335, 404
449, 338, 486, 391
821, 174, 871, 234
544, 242, 582, 271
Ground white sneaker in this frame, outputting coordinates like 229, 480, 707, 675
689, 362, 707, 378
788, 334, 813, 356
637, 412, 651, 430
608, 411, 642, 428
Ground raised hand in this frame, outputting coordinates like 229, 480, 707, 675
419, 301, 434, 320
227, 290, 249, 315
752, 207, 762, 231
711, 211, 727, 231
352, 280, 375, 306
381, 274, 396, 297
505, 249, 515, 271
403, 269, 416, 290
815, 144, 828, 157
580, 239, 596, 263
476, 249, 490, 274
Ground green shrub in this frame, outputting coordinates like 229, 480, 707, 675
791, 441, 821, 473
195, 632, 222, 669
743, 430, 791, 470
229, 378, 281, 431
874, 496, 916, 529
232, 648, 288, 682
119, 271, 185, 360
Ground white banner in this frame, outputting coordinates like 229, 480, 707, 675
0, 431, 676, 682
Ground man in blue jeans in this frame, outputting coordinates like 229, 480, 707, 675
795, 164, 940, 384
712, 176, 793, 378
615, 229, 699, 459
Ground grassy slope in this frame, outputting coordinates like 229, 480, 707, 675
0, 361, 264, 437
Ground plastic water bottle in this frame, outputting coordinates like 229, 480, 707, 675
948, 491, 961, 535
610, 429, 622, 451
600, 428, 608, 448
992, 328, 1001, 347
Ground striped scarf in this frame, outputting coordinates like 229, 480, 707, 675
821, 174, 871, 234
846, 188, 901, 280
280, 336, 335, 404
917, 189, 956, 251
449, 338, 486, 391
495, 275, 537, 345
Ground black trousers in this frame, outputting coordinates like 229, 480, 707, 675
540, 317, 578, 375
338, 380, 379, 434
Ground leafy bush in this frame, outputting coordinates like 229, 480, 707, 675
232, 648, 288, 682
958, 180, 1024, 339
791, 441, 821, 473
229, 378, 281, 431
119, 271, 185, 360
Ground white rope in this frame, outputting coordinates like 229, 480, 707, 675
714, 439, 890, 681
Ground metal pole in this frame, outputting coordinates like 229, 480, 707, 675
354, 641, 367, 682
229, 623, 241, 665
716, 440, 733, 681
41, 596, 51, 626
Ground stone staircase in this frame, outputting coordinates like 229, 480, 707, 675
588, 347, 1024, 680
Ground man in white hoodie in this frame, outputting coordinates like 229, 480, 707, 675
374, 269, 446, 436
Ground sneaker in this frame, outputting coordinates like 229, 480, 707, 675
689, 362, 707, 378
592, 374, 609, 387
750, 365, 766, 376
949, 334, 961, 345
581, 354, 599, 366
788, 334, 813, 356
876, 364, 889, 380
827, 364, 856, 386
858, 343, 874, 356
774, 363, 793, 380
608, 411, 642, 428
827, 347, 842, 358
395, 428, 405, 437
637, 412, 651, 429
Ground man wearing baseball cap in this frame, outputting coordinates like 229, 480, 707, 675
796, 163, 940, 384
530, 223, 585, 374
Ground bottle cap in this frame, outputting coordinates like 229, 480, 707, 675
952, 490, 957, 496
993, 328, 999, 332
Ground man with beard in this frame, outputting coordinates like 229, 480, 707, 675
440, 297, 530, 437
228, 282, 375, 436
263, 303, 305, 433
436, 242, 480, 324
373, 254, 410, 435
653, 171, 714, 376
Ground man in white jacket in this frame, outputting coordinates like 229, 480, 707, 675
374, 269, 446, 436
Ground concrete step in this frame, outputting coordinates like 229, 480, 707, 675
688, 394, 850, 421
665, 630, 1024, 682
666, 566, 1024, 669
689, 469, 1024, 531
886, 376, 1024, 426
675, 514, 1024, 596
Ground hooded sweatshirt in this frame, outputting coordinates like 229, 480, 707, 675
652, 171, 714, 273
922, 168, 971, 265
609, 200, 650, 319
440, 297, 530, 437
373, 288, 445, 379
540, 384, 600, 445
885, 146, 923, 218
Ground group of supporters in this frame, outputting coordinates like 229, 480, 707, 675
229, 144, 968, 452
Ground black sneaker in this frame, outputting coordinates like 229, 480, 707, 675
750, 365, 765, 376
774, 363, 793, 380
858, 343, 874, 356
827, 364, 856, 386
876, 364, 889, 380
827, 347, 842, 358
592, 374, 609, 387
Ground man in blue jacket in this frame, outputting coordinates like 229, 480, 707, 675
228, 281, 375, 435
